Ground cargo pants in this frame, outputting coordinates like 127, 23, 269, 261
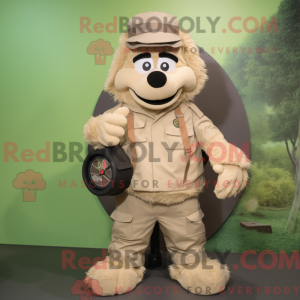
108, 192, 207, 267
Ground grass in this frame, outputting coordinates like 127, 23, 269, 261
205, 203, 300, 254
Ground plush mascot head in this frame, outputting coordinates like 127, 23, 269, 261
104, 11, 207, 111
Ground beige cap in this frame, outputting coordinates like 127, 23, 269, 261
126, 11, 183, 49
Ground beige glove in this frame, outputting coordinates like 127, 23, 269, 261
96, 107, 129, 147
213, 164, 248, 199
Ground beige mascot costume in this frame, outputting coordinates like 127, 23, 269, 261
83, 11, 250, 296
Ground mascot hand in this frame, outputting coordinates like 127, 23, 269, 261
96, 107, 129, 147
213, 164, 248, 199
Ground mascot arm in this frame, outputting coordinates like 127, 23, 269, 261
192, 109, 251, 199
83, 104, 128, 149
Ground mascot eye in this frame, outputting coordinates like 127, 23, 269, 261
161, 62, 169, 71
143, 62, 151, 71
158, 58, 176, 72
134, 58, 154, 74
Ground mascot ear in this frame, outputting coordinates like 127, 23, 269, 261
178, 31, 208, 100
104, 33, 130, 97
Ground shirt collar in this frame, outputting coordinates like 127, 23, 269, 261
121, 102, 181, 122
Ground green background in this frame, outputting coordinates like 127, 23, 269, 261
1, 0, 295, 252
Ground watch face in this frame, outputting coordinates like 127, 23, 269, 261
88, 156, 112, 188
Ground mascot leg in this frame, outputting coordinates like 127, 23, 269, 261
158, 197, 230, 295
169, 258, 230, 295
85, 256, 145, 296
85, 192, 156, 296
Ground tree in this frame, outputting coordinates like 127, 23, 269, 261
224, 0, 300, 232
248, 0, 300, 174
286, 120, 300, 232
268, 90, 300, 171
258, 0, 300, 232
226, 0, 300, 174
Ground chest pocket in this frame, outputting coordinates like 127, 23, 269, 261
165, 123, 194, 150
133, 115, 147, 142
119, 115, 147, 145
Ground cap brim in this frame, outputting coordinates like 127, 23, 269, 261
125, 32, 182, 49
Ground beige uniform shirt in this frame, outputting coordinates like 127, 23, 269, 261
102, 101, 222, 195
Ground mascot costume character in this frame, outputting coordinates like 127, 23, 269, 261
83, 11, 250, 296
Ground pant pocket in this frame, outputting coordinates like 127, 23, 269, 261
110, 210, 133, 238
186, 208, 205, 237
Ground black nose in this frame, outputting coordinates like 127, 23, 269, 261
147, 71, 167, 88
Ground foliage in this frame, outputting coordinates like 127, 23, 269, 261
251, 144, 294, 174
255, 179, 294, 208
214, 0, 300, 243
245, 163, 295, 208
224, 0, 300, 173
